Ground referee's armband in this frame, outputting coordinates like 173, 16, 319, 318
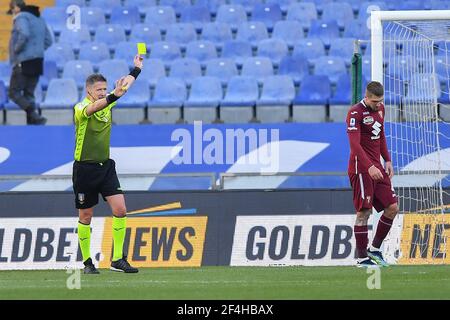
129, 67, 141, 79
106, 93, 120, 105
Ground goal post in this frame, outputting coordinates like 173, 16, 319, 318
369, 10, 450, 265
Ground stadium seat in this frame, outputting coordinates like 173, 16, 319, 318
159, 0, 192, 17
78, 42, 111, 70
205, 58, 238, 85
94, 24, 127, 52
40, 78, 79, 125
256, 38, 288, 67
143, 6, 177, 33
256, 75, 295, 123
89, 0, 121, 17
113, 80, 149, 124
313, 56, 347, 85
109, 6, 140, 34
0, 81, 5, 124
55, 0, 86, 7
62, 60, 94, 89
250, 3, 283, 31
385, 55, 418, 80
328, 38, 357, 66
286, 2, 317, 31
42, 7, 67, 35
241, 57, 274, 84
220, 76, 258, 123
278, 55, 309, 85
80, 7, 106, 34
329, 73, 362, 122
312, 0, 334, 15
236, 22, 269, 49
430, 0, 450, 10
0, 63, 11, 89
169, 58, 202, 86
292, 74, 330, 122
147, 77, 186, 123
435, 57, 448, 85
200, 22, 233, 49
149, 41, 182, 67
361, 56, 371, 80
193, 0, 227, 17
221, 40, 253, 67
114, 41, 140, 68
179, 5, 211, 32
265, 0, 297, 14
292, 39, 325, 67
40, 60, 58, 91
358, 2, 387, 21
216, 5, 248, 32
123, 0, 157, 15
58, 26, 91, 52
389, 0, 426, 11
343, 20, 370, 41
97, 59, 130, 91
272, 20, 305, 49
228, 0, 264, 14
4, 85, 44, 125
129, 24, 162, 45
165, 23, 198, 50
307, 20, 340, 48
184, 76, 222, 123
185, 41, 218, 66
321, 2, 355, 30
44, 42, 75, 72
139, 59, 166, 88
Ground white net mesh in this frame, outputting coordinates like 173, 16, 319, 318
381, 18, 450, 264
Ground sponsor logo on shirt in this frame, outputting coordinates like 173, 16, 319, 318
363, 116, 374, 125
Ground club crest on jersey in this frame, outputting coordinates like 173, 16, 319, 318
363, 116, 374, 125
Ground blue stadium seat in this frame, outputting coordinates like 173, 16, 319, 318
143, 6, 177, 32
342, 0, 366, 13
193, 0, 227, 17
404, 74, 440, 102
139, 59, 166, 88
250, 3, 283, 31
44, 42, 75, 72
216, 5, 248, 31
0, 80, 6, 110
293, 74, 330, 122
129, 24, 162, 45
256, 39, 288, 67
278, 55, 309, 85
241, 57, 274, 84
184, 76, 222, 123
169, 58, 202, 85
110, 6, 140, 34
385, 55, 418, 80
42, 7, 67, 35
328, 38, 357, 65
58, 26, 91, 52
430, 0, 450, 10
220, 76, 259, 123
147, 77, 186, 123
389, 0, 426, 10
159, 0, 192, 17
179, 5, 211, 32
78, 42, 110, 70
321, 2, 355, 30
236, 22, 269, 48
89, 0, 121, 17
113, 41, 138, 68
185, 41, 218, 66
55, 0, 85, 7
0, 63, 11, 88
113, 77, 149, 124
165, 23, 198, 49
200, 22, 233, 49
358, 2, 387, 21
40, 78, 79, 109
94, 24, 127, 52
435, 57, 448, 84
272, 20, 305, 49
286, 2, 317, 31
40, 60, 58, 91
329, 73, 353, 105
123, 0, 157, 15
80, 7, 106, 34
221, 40, 253, 67
361, 56, 371, 80
308, 20, 340, 48
205, 58, 238, 85
343, 19, 370, 41
312, 0, 334, 15
313, 56, 347, 84
292, 38, 325, 66
265, 0, 297, 14
97, 59, 130, 91
62, 60, 94, 89
229, 0, 264, 14
149, 41, 182, 66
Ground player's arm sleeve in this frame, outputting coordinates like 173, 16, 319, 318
380, 123, 391, 162
74, 102, 92, 120
14, 17, 29, 54
346, 111, 374, 171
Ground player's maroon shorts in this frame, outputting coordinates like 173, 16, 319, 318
349, 169, 397, 212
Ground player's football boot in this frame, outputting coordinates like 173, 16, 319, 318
83, 258, 100, 274
367, 249, 389, 267
110, 256, 139, 273
356, 257, 379, 268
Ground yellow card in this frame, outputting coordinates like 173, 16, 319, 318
137, 42, 147, 55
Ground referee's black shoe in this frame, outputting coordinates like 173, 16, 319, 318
83, 258, 100, 274
110, 256, 139, 273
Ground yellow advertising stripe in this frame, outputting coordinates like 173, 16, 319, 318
127, 202, 182, 214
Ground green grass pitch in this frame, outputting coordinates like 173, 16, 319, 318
0, 265, 449, 300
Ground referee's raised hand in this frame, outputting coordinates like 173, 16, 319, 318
134, 54, 144, 69
113, 77, 129, 97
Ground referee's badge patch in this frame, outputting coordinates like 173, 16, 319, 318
78, 193, 85, 204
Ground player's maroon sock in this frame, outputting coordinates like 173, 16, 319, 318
372, 215, 394, 249
354, 225, 368, 258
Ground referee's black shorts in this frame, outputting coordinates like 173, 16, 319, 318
72, 159, 123, 209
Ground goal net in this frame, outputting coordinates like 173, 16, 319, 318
371, 10, 450, 265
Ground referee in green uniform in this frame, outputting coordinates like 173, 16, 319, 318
73, 55, 143, 274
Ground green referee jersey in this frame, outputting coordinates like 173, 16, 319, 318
74, 97, 117, 162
